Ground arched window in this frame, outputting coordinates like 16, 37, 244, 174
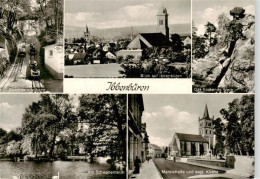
159, 20, 163, 25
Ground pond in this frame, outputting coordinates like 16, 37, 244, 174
65, 64, 124, 78
0, 161, 125, 179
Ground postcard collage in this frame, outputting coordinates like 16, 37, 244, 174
0, 0, 256, 178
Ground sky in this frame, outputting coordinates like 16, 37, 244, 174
0, 94, 40, 132
142, 94, 248, 147
0, 94, 80, 132
193, 0, 255, 35
65, 0, 191, 29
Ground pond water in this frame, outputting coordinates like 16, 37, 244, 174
65, 64, 124, 78
0, 161, 125, 179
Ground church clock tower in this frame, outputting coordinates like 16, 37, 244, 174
199, 104, 214, 148
157, 5, 169, 39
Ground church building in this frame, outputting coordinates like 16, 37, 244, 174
199, 104, 214, 147
156, 5, 169, 39
83, 24, 94, 48
168, 104, 214, 158
127, 5, 171, 50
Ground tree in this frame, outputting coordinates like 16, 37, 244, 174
35, 0, 63, 41
220, 95, 254, 156
193, 36, 208, 59
6, 140, 22, 157
220, 98, 242, 155
192, 21, 198, 36
239, 95, 254, 156
120, 62, 144, 78
204, 22, 217, 46
3, 130, 23, 143
192, 22, 208, 59
0, 128, 7, 139
77, 94, 126, 163
171, 33, 183, 52
21, 94, 77, 157
212, 118, 225, 156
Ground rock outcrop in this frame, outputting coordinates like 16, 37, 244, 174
193, 14, 255, 92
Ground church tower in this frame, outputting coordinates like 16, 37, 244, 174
157, 5, 169, 39
84, 24, 90, 43
199, 104, 214, 147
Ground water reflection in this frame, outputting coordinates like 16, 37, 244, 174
0, 161, 125, 179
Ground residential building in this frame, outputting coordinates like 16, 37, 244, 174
0, 35, 8, 59
103, 43, 116, 52
105, 52, 116, 60
181, 36, 191, 46
116, 49, 142, 60
128, 94, 149, 171
149, 144, 163, 158
43, 43, 63, 79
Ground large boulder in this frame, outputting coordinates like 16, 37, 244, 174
193, 14, 255, 92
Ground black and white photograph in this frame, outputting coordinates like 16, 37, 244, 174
0, 94, 126, 178
0, 0, 63, 93
64, 0, 191, 78
128, 94, 254, 179
192, 0, 255, 93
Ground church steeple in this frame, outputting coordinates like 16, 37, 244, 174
203, 104, 210, 119
199, 103, 214, 148
86, 24, 89, 34
84, 24, 90, 43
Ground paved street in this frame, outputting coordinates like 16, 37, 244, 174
153, 158, 225, 179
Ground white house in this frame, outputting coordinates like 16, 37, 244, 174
148, 144, 163, 158
116, 49, 142, 60
43, 44, 63, 79
102, 43, 116, 52
105, 52, 116, 59
0, 35, 9, 59
182, 36, 191, 46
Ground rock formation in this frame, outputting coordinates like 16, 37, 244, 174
193, 14, 255, 92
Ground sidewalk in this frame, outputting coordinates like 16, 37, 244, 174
184, 161, 230, 172
130, 160, 163, 179
181, 161, 250, 179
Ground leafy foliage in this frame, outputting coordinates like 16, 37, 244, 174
21, 94, 77, 157
220, 95, 254, 156
77, 94, 126, 162
212, 118, 225, 156
204, 22, 217, 46
192, 21, 209, 59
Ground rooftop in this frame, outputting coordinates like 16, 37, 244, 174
140, 33, 172, 47
150, 144, 162, 151
175, 133, 208, 143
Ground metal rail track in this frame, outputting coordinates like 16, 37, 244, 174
31, 80, 45, 93
0, 56, 24, 90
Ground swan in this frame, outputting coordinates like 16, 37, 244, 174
52, 172, 59, 179
12, 174, 22, 179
